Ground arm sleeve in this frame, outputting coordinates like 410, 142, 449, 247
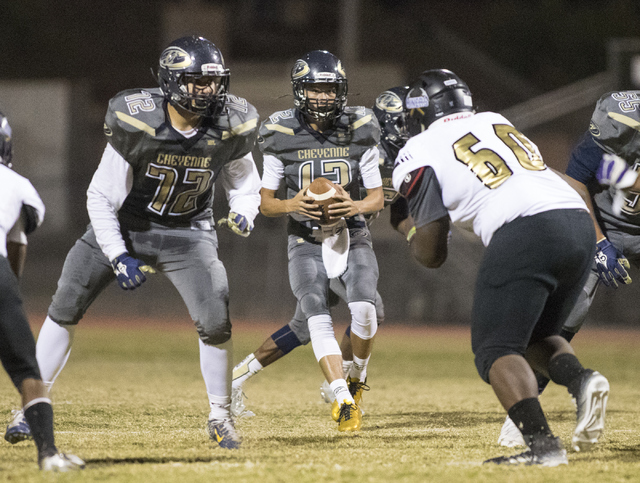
261, 154, 285, 191
359, 146, 383, 189
86, 143, 133, 261
219, 152, 262, 223
404, 167, 449, 228
565, 132, 605, 185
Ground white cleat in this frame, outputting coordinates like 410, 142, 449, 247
572, 371, 609, 452
39, 453, 85, 472
320, 380, 335, 404
230, 386, 254, 419
497, 416, 526, 448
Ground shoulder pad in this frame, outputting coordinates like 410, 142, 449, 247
104, 88, 166, 139
219, 95, 259, 140
590, 91, 640, 161
340, 107, 380, 146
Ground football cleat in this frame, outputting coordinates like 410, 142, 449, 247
4, 409, 32, 444
484, 435, 568, 467
347, 376, 369, 407
497, 416, 526, 448
572, 370, 609, 452
207, 418, 242, 449
331, 377, 370, 421
320, 380, 335, 404
230, 386, 254, 419
336, 400, 362, 432
39, 453, 85, 472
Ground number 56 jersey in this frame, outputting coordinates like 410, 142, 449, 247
104, 87, 259, 226
393, 111, 587, 246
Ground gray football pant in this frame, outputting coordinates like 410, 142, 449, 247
286, 227, 379, 341
48, 223, 231, 344
287, 280, 385, 345
563, 227, 640, 333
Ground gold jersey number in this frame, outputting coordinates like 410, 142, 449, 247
453, 124, 545, 189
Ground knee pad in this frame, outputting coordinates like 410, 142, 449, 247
299, 292, 328, 318
272, 324, 304, 354
308, 314, 341, 362
198, 324, 231, 345
348, 301, 377, 340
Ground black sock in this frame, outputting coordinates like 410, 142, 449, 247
508, 397, 552, 442
547, 353, 590, 398
23, 402, 57, 459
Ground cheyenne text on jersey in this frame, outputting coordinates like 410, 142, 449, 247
155, 153, 212, 168
297, 147, 349, 159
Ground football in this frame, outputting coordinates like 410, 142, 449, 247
306, 177, 340, 225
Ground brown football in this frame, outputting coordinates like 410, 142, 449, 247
306, 177, 340, 225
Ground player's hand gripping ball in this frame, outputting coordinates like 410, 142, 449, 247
306, 177, 340, 225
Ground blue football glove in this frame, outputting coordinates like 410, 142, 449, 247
110, 253, 156, 290
594, 238, 631, 288
217, 212, 253, 237
597, 154, 639, 216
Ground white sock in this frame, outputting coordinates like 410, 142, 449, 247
342, 359, 353, 377
232, 353, 264, 388
330, 379, 353, 405
35, 316, 75, 391
199, 338, 232, 398
349, 354, 370, 382
207, 393, 231, 421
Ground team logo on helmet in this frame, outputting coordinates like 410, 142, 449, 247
337, 60, 346, 78
292, 59, 310, 79
589, 120, 601, 137
159, 47, 193, 70
375, 90, 404, 114
405, 88, 429, 109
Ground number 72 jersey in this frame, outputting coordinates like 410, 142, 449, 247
104, 87, 259, 225
393, 111, 586, 246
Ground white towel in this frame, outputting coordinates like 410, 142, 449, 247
321, 219, 349, 279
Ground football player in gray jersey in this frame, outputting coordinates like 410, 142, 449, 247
1, 112, 84, 471
498, 90, 640, 448
259, 50, 383, 432
4, 36, 261, 450
230, 86, 413, 418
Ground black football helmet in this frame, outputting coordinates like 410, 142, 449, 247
404, 69, 474, 136
157, 36, 230, 117
373, 86, 410, 161
291, 50, 348, 122
0, 111, 13, 168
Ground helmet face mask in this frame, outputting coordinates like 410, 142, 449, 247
373, 86, 410, 159
405, 69, 474, 136
0, 111, 13, 168
291, 50, 348, 123
157, 36, 230, 118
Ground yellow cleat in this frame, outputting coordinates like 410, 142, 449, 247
347, 376, 369, 406
331, 378, 370, 421
337, 400, 362, 432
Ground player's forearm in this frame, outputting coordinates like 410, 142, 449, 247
259, 192, 291, 217
355, 187, 384, 215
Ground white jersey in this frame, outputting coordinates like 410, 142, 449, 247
392, 111, 587, 246
0, 164, 45, 257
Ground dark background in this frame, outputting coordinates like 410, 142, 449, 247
2, 0, 639, 328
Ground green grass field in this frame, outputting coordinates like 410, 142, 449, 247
1, 319, 640, 482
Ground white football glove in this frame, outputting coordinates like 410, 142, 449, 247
217, 212, 253, 237
597, 154, 639, 216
